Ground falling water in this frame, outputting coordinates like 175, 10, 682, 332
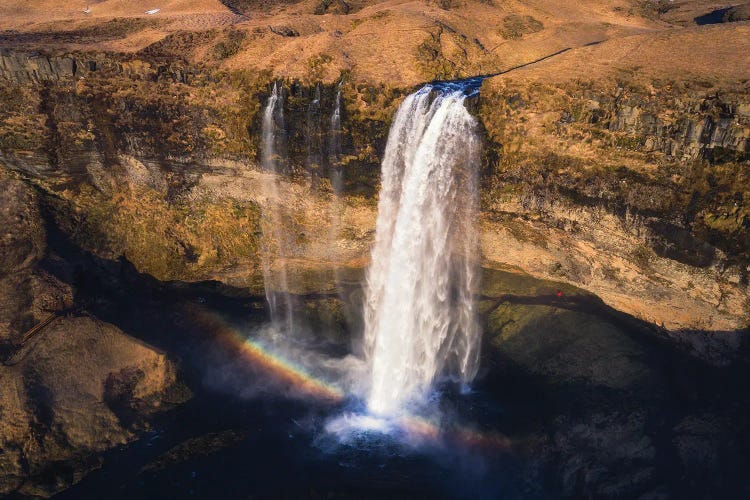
305, 84, 323, 186
260, 82, 295, 331
329, 81, 343, 194
327, 82, 345, 278
363, 83, 482, 416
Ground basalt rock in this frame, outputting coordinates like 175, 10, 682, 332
0, 48, 194, 85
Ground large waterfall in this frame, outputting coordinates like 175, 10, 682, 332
260, 82, 295, 331
363, 84, 482, 416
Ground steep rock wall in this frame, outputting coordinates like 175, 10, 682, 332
1, 48, 748, 338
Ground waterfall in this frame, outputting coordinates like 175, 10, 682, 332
327, 82, 345, 276
260, 82, 295, 331
329, 81, 343, 194
363, 84, 482, 416
305, 84, 323, 186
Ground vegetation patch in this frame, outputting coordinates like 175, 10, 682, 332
140, 30, 218, 60
417, 27, 489, 80
498, 15, 544, 40
307, 53, 334, 81
314, 0, 351, 15
430, 0, 462, 10
633, 0, 675, 19
62, 185, 262, 282
212, 29, 247, 60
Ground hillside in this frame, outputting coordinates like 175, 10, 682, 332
0, 0, 670, 84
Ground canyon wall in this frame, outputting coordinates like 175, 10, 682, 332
1, 48, 748, 342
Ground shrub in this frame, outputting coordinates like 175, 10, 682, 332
499, 15, 544, 40
212, 29, 246, 60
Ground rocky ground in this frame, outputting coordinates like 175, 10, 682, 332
0, 172, 190, 496
0, 0, 749, 495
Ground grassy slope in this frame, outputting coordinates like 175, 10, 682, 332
0, 0, 665, 85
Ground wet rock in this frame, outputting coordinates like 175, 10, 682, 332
139, 430, 249, 474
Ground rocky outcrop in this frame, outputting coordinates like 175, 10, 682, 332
480, 198, 748, 342
592, 91, 749, 162
0, 171, 187, 497
478, 77, 750, 334
0, 318, 182, 497
0, 49, 77, 84
0, 48, 193, 85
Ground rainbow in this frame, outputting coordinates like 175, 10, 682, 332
240, 337, 345, 401
183, 306, 344, 401
187, 306, 512, 451
398, 414, 513, 451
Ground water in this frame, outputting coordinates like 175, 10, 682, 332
259, 81, 295, 331
329, 81, 343, 194
328, 82, 345, 287
305, 83, 323, 186
363, 84, 482, 416
258, 78, 483, 418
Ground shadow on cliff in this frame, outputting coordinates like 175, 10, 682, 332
480, 289, 749, 363
476, 296, 750, 497
33, 186, 750, 387
35, 196, 269, 390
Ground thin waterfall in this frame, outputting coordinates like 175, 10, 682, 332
329, 81, 343, 194
328, 82, 345, 278
363, 84, 482, 416
305, 84, 323, 186
260, 81, 295, 331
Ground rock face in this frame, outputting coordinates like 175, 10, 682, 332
0, 172, 186, 497
481, 268, 750, 498
0, 48, 193, 85
1, 44, 748, 338
605, 94, 749, 162
0, 49, 77, 83
479, 48, 750, 335
480, 200, 747, 343
0, 175, 69, 348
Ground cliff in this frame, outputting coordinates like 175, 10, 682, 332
2, 28, 748, 337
